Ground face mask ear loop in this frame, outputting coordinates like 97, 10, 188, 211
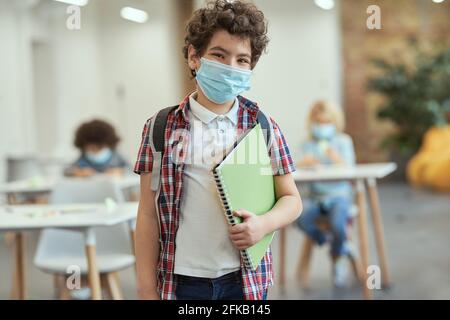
191, 56, 201, 78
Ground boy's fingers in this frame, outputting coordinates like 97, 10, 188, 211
233, 209, 253, 219
230, 235, 246, 243
229, 233, 246, 241
229, 224, 246, 234
233, 241, 249, 250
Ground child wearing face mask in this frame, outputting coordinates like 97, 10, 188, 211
65, 119, 129, 177
296, 100, 356, 288
134, 0, 302, 301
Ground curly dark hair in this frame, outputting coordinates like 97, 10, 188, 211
74, 119, 120, 150
183, 0, 269, 77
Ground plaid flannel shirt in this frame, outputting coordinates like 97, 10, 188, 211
134, 93, 295, 300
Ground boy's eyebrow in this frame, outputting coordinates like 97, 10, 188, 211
209, 46, 251, 59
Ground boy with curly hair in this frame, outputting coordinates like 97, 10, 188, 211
134, 0, 302, 300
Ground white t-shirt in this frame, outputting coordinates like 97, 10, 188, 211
174, 92, 241, 278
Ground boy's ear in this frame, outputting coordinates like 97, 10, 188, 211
187, 45, 200, 72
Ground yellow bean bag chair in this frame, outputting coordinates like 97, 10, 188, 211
407, 125, 450, 192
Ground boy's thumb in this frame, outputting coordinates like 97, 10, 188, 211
235, 209, 253, 219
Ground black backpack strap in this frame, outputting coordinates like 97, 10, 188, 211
256, 110, 272, 149
152, 105, 179, 152
149, 105, 178, 191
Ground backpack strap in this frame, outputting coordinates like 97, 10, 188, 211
149, 105, 178, 191
256, 110, 272, 149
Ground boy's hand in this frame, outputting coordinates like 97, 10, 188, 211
104, 167, 124, 176
71, 167, 96, 177
228, 209, 267, 250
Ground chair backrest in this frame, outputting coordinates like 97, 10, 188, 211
34, 177, 132, 270
7, 156, 41, 182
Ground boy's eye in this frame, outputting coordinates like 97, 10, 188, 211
211, 53, 224, 59
238, 59, 250, 65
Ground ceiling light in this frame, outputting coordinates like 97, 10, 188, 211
53, 0, 89, 6
314, 0, 335, 10
120, 7, 149, 24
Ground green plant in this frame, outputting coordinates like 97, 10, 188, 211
368, 43, 450, 156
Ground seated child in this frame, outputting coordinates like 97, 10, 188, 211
296, 100, 356, 287
65, 119, 129, 177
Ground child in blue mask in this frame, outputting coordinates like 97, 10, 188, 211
296, 100, 356, 288
65, 119, 129, 177
134, 0, 302, 301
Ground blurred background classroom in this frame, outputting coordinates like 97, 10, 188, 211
0, 0, 450, 300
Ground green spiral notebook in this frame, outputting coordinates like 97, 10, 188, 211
212, 124, 276, 270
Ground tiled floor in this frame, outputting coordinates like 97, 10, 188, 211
1, 182, 449, 299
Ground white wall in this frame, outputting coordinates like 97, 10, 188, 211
0, 0, 38, 182
45, 1, 104, 159
32, 41, 57, 155
249, 0, 342, 159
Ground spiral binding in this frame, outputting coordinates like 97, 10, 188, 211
213, 168, 254, 270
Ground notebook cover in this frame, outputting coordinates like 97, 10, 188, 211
213, 124, 276, 270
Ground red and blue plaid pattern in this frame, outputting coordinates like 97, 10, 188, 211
134, 93, 295, 300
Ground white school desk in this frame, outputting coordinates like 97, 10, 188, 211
278, 163, 396, 299
0, 202, 138, 300
0, 175, 140, 203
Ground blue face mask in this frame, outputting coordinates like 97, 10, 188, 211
85, 148, 112, 165
312, 123, 336, 140
195, 57, 252, 104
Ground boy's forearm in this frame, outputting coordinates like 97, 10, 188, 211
260, 194, 302, 234
135, 206, 160, 299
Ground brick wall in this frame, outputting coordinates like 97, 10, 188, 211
341, 0, 450, 162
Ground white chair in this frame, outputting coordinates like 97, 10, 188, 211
7, 156, 42, 182
33, 177, 135, 300
6, 155, 45, 204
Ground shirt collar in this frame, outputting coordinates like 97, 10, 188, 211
188, 92, 239, 125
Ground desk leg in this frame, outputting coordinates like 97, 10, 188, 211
84, 228, 102, 300
279, 227, 286, 294
7, 193, 18, 205
130, 230, 136, 255
366, 178, 391, 288
297, 236, 314, 288
12, 232, 27, 300
355, 180, 372, 300
9, 275, 17, 299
